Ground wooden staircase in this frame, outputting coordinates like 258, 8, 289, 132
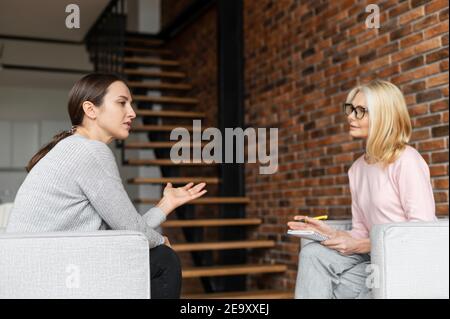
120, 34, 291, 299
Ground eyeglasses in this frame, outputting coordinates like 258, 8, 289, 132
343, 103, 368, 120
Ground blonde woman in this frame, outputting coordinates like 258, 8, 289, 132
288, 79, 436, 299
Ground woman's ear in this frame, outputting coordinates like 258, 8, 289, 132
82, 101, 97, 120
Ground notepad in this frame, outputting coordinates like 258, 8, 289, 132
287, 230, 330, 242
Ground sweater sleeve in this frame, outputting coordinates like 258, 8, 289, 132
347, 165, 369, 239
75, 140, 166, 248
395, 149, 436, 222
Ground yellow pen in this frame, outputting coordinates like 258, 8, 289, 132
298, 215, 328, 223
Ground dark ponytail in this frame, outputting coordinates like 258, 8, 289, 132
26, 131, 73, 172
26, 73, 124, 172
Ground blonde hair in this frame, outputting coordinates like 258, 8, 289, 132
346, 79, 412, 166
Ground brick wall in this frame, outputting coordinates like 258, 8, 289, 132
243, 0, 448, 291
161, 0, 449, 293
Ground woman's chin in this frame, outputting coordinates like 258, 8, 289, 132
349, 131, 364, 139
114, 131, 129, 140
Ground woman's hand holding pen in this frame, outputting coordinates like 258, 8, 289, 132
156, 182, 207, 216
287, 215, 338, 239
287, 215, 371, 255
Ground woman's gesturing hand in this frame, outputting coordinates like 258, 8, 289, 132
156, 182, 207, 215
287, 215, 338, 239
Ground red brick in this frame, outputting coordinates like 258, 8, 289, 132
414, 37, 442, 55
416, 89, 443, 103
432, 150, 449, 163
427, 73, 449, 88
418, 139, 446, 151
441, 59, 449, 72
434, 178, 449, 189
401, 56, 424, 71
415, 114, 441, 128
425, 0, 449, 14
436, 204, 449, 215
389, 2, 411, 18
413, 14, 439, 31
424, 20, 449, 38
430, 100, 449, 112
430, 164, 449, 176
426, 47, 449, 64
434, 191, 449, 203
400, 32, 424, 49
399, 6, 425, 24
409, 103, 429, 116
411, 129, 432, 142
392, 63, 441, 84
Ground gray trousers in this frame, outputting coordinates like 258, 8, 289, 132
295, 242, 373, 299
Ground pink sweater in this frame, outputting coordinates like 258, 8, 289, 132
348, 145, 436, 239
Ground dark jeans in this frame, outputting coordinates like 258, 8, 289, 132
149, 245, 182, 299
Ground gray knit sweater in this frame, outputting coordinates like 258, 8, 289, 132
6, 134, 166, 248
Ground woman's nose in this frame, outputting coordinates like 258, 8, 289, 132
128, 104, 136, 119
347, 112, 354, 121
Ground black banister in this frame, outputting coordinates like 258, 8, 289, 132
85, 0, 126, 75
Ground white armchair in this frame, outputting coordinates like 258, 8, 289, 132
0, 204, 151, 299
298, 219, 449, 299
371, 220, 449, 299
0, 230, 151, 299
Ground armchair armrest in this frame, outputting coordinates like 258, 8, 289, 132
0, 230, 150, 299
370, 220, 449, 299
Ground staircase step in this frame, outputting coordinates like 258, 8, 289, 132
124, 141, 206, 149
133, 95, 198, 105
126, 37, 164, 46
131, 124, 193, 132
172, 240, 275, 252
128, 81, 192, 91
135, 109, 205, 118
182, 264, 287, 278
124, 57, 180, 67
163, 218, 262, 228
128, 177, 219, 184
124, 69, 186, 79
135, 197, 250, 205
183, 289, 293, 299
126, 159, 217, 166
124, 47, 172, 56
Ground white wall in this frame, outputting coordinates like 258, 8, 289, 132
138, 0, 160, 33
0, 0, 162, 211
127, 0, 160, 33
0, 85, 140, 204
0, 86, 69, 202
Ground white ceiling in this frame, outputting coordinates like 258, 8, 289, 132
0, 0, 112, 89
0, 0, 110, 42
0, 65, 89, 90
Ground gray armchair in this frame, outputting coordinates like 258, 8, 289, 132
297, 219, 449, 299
0, 230, 151, 299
